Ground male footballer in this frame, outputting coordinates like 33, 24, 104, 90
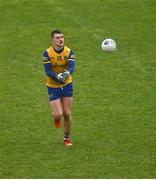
43, 29, 75, 146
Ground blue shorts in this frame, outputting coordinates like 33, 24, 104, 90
47, 83, 73, 101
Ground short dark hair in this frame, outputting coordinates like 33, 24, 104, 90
51, 29, 63, 38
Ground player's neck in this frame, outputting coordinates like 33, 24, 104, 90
53, 46, 64, 53
53, 44, 64, 51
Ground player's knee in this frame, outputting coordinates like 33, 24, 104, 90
54, 112, 63, 120
63, 111, 71, 120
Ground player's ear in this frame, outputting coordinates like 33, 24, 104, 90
51, 38, 53, 45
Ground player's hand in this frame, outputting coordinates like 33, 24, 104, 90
62, 70, 70, 80
55, 73, 65, 84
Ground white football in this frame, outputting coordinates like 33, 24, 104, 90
101, 38, 116, 52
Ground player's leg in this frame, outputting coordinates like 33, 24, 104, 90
47, 86, 63, 128
62, 83, 73, 143
62, 83, 73, 146
50, 99, 63, 128
62, 97, 73, 138
62, 97, 73, 146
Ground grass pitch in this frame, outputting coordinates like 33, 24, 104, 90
0, 0, 156, 178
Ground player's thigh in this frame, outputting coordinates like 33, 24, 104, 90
62, 97, 73, 112
50, 99, 63, 115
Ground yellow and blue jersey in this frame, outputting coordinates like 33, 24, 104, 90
43, 46, 75, 88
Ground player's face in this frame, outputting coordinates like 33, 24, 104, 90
52, 33, 64, 49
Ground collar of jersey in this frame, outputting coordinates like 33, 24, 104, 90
53, 46, 64, 54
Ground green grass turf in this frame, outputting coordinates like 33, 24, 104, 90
0, 0, 156, 178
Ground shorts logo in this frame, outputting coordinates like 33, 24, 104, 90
68, 90, 73, 94
49, 93, 54, 99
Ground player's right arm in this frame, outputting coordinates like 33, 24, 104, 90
43, 51, 65, 84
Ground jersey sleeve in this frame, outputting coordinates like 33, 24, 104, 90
68, 50, 75, 61
67, 50, 75, 74
43, 50, 51, 64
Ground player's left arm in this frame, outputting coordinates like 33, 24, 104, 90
62, 50, 75, 80
67, 49, 75, 74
